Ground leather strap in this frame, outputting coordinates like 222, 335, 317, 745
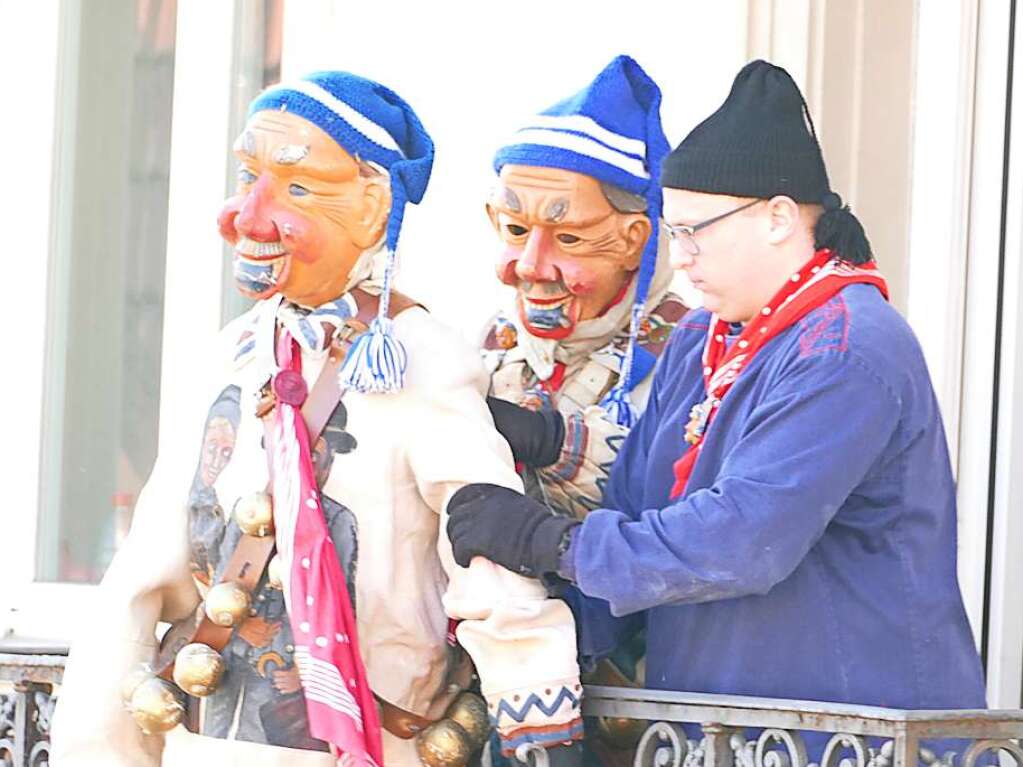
156, 536, 275, 678
376, 648, 475, 739
158, 288, 423, 731
377, 699, 435, 740
300, 288, 423, 433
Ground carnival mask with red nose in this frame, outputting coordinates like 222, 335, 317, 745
218, 110, 391, 308
487, 165, 652, 340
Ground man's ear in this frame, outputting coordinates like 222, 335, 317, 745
621, 214, 652, 271
765, 195, 800, 245
485, 201, 502, 234
352, 178, 391, 249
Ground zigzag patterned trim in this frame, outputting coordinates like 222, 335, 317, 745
492, 686, 580, 725
500, 717, 585, 756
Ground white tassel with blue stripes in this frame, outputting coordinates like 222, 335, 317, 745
339, 248, 408, 394
339, 315, 408, 394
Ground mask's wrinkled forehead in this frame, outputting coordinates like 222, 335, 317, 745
236, 112, 361, 183
234, 127, 310, 167
494, 165, 615, 228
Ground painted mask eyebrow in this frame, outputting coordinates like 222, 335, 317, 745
273, 144, 311, 165
233, 130, 257, 159
500, 187, 523, 213
544, 198, 569, 224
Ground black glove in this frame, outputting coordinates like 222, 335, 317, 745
487, 396, 566, 468
446, 483, 578, 578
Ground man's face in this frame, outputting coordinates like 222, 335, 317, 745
218, 110, 390, 308
662, 188, 771, 323
487, 165, 650, 340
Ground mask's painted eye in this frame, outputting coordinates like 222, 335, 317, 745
238, 167, 257, 185
289, 183, 310, 197
506, 223, 528, 237
556, 234, 581, 244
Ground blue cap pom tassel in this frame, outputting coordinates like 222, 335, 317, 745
338, 252, 408, 394
600, 385, 637, 429
599, 303, 645, 427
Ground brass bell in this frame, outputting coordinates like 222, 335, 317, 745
445, 692, 490, 748
416, 719, 473, 767
204, 581, 251, 627
267, 554, 284, 590
234, 491, 275, 537
120, 666, 155, 707
172, 643, 226, 697
128, 677, 185, 734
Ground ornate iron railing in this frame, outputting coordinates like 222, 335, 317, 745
3, 656, 1022, 767
0, 654, 63, 767
515, 686, 1023, 767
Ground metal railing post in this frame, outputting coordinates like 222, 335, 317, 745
703, 722, 736, 767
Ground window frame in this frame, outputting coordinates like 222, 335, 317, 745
3, 0, 240, 644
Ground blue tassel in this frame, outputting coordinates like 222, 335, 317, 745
599, 303, 646, 427
339, 316, 407, 394
599, 384, 637, 428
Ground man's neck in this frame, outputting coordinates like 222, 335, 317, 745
748, 245, 821, 321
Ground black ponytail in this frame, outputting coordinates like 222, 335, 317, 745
814, 191, 873, 265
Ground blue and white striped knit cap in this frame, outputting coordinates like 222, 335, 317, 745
250, 71, 435, 394
493, 55, 669, 427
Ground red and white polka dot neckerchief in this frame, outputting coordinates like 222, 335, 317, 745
269, 331, 383, 766
669, 249, 889, 499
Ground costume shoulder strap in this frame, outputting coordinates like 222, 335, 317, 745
351, 287, 425, 327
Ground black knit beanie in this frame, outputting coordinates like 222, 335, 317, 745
661, 60, 872, 264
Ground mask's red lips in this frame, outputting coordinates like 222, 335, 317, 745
523, 294, 572, 306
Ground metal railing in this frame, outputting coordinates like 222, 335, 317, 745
3, 653, 1023, 767
0, 653, 63, 767
515, 686, 1023, 767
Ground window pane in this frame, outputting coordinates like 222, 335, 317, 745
36, 0, 178, 583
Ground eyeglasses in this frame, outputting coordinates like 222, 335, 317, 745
662, 199, 763, 256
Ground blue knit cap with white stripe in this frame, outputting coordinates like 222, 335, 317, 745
493, 55, 669, 427
250, 71, 435, 394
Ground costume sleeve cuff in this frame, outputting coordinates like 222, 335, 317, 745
488, 680, 584, 756
557, 526, 581, 582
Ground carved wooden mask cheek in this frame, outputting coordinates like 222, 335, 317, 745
221, 111, 390, 308
491, 165, 643, 340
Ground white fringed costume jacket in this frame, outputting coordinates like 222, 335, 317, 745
52, 286, 582, 767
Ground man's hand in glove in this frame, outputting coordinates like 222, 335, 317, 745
446, 483, 578, 578
487, 397, 566, 468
